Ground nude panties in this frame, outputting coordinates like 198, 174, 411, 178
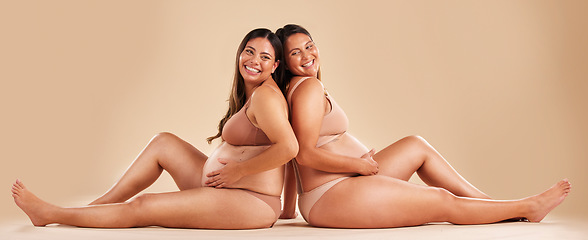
244, 190, 282, 222
298, 177, 350, 222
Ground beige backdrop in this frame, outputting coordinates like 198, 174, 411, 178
1, 1, 587, 221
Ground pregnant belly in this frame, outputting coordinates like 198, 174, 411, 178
298, 133, 370, 192
319, 132, 370, 158
201, 142, 284, 196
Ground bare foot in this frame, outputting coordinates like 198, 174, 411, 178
526, 179, 571, 222
11, 180, 57, 226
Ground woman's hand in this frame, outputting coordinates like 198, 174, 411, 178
205, 158, 244, 188
279, 210, 298, 219
357, 149, 378, 175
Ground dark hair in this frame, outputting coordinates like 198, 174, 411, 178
207, 28, 284, 143
275, 24, 321, 91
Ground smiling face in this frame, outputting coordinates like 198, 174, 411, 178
238, 37, 279, 85
284, 33, 320, 77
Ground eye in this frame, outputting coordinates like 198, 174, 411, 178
291, 51, 300, 56
261, 55, 271, 60
306, 44, 314, 50
245, 49, 253, 55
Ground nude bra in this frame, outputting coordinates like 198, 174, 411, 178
286, 77, 349, 138
222, 85, 282, 146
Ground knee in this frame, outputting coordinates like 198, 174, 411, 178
401, 135, 431, 150
434, 187, 456, 201
431, 187, 458, 220
125, 193, 155, 226
153, 132, 179, 142
402, 135, 426, 144
129, 193, 154, 208
150, 132, 181, 147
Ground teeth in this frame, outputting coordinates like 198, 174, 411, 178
245, 66, 260, 73
302, 60, 313, 67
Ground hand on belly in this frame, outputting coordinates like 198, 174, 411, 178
200, 143, 284, 196
319, 133, 370, 158
201, 142, 269, 187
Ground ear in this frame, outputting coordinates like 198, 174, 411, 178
272, 60, 279, 73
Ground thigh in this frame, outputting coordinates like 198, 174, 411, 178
153, 132, 208, 189
131, 187, 276, 229
372, 136, 427, 181
309, 175, 450, 228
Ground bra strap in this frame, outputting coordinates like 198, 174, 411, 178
286, 77, 312, 102
248, 84, 284, 109
266, 85, 283, 96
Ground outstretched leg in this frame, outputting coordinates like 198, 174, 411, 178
309, 176, 571, 228
12, 180, 276, 229
91, 132, 208, 205
373, 135, 490, 199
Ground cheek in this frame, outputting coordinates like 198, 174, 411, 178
238, 54, 245, 66
311, 49, 320, 58
286, 58, 298, 70
262, 61, 274, 72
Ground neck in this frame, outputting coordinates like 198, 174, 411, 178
245, 78, 275, 100
245, 84, 256, 100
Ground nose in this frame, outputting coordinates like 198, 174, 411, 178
249, 55, 261, 65
301, 50, 310, 60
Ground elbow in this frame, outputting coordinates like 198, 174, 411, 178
294, 147, 313, 166
276, 138, 298, 162
284, 140, 299, 160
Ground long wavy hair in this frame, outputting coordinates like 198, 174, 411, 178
275, 24, 322, 92
207, 28, 284, 143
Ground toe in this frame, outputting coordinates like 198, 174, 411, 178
16, 180, 25, 189
12, 185, 20, 194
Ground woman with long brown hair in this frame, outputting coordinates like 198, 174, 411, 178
12, 28, 298, 229
277, 24, 570, 228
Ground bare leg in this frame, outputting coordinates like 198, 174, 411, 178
373, 135, 490, 199
309, 176, 570, 228
91, 132, 208, 205
12, 180, 276, 229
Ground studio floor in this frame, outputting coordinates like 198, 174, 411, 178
1, 215, 587, 240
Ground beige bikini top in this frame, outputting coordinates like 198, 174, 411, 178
287, 77, 349, 140
222, 86, 282, 146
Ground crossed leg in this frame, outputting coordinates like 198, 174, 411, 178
90, 132, 208, 205
373, 135, 490, 199
12, 180, 276, 229
309, 176, 571, 228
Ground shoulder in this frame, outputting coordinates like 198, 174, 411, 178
250, 84, 288, 113
290, 77, 325, 99
248, 84, 289, 126
251, 84, 285, 103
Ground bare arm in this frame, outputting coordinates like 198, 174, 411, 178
206, 84, 299, 187
290, 78, 377, 175
279, 161, 298, 219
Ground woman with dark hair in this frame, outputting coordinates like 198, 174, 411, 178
11, 28, 298, 229
276, 24, 571, 228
